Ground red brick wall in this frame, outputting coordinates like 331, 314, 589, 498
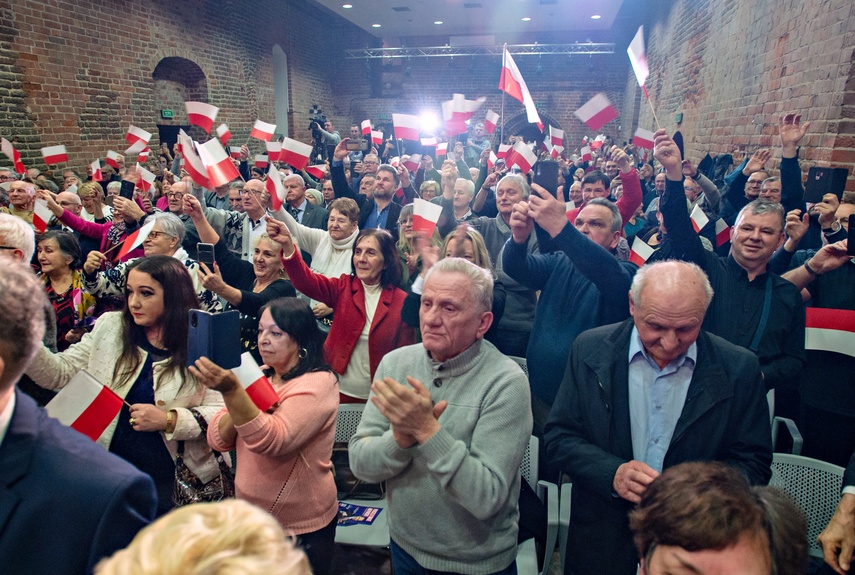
626, 0, 855, 190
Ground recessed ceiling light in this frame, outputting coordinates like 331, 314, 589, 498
590, 14, 601, 19
342, 3, 352, 7
434, 20, 443, 25
371, 23, 381, 27
521, 17, 531, 21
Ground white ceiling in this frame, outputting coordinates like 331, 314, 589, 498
312, 0, 625, 39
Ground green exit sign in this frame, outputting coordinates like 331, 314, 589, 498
161, 109, 174, 119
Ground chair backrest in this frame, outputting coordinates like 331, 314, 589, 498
770, 453, 845, 558
519, 435, 539, 491
335, 404, 367, 443
508, 355, 529, 379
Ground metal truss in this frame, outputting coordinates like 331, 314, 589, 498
344, 43, 615, 59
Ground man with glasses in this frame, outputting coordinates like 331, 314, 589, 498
350, 153, 380, 195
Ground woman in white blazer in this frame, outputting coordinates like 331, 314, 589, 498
27, 255, 224, 515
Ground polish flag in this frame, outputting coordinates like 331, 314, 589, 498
137, 164, 156, 193
389, 156, 400, 168
442, 93, 486, 123
421, 137, 437, 147
591, 135, 606, 150
90, 160, 103, 182
105, 150, 120, 170
41, 145, 69, 165
549, 126, 565, 147
487, 151, 498, 169
250, 120, 277, 142
484, 109, 500, 134
575, 94, 619, 132
629, 237, 654, 267
138, 147, 151, 162
550, 145, 565, 159
279, 137, 313, 171
499, 47, 543, 130
117, 219, 156, 260
125, 139, 147, 156
580, 146, 592, 161
178, 131, 211, 189
1, 138, 25, 173
33, 198, 52, 233
232, 352, 280, 412
371, 130, 384, 145
265, 164, 286, 211
436, 143, 447, 157
627, 26, 650, 87
254, 155, 269, 169
229, 146, 242, 159
216, 123, 232, 146
633, 128, 655, 150
125, 125, 151, 146
392, 114, 420, 141
690, 204, 709, 233
45, 370, 124, 441
497, 144, 511, 159
305, 164, 329, 180
265, 141, 282, 163
198, 138, 241, 188
402, 154, 421, 172
715, 219, 730, 247
805, 308, 855, 358
361, 119, 372, 135
412, 198, 443, 237
506, 141, 537, 174
185, 101, 219, 133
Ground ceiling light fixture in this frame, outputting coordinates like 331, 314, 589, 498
342, 3, 352, 7
521, 17, 531, 21
434, 20, 443, 24
372, 23, 382, 27
590, 14, 601, 19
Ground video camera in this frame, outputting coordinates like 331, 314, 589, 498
309, 115, 327, 132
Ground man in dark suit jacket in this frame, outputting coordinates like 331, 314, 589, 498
819, 449, 855, 574
283, 174, 328, 231
544, 260, 772, 575
0, 260, 157, 575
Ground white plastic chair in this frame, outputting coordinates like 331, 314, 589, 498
767, 389, 804, 454
516, 435, 559, 575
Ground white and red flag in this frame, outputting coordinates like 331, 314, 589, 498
714, 219, 730, 247
392, 114, 420, 141
627, 26, 650, 88
90, 160, 103, 182
198, 138, 241, 188
690, 204, 709, 233
487, 151, 498, 170
216, 123, 232, 146
575, 94, 619, 132
41, 145, 68, 165
32, 198, 52, 233
125, 125, 151, 146
265, 141, 282, 163
633, 128, 655, 150
506, 141, 537, 174
279, 137, 313, 171
45, 370, 124, 442
591, 134, 606, 150
185, 101, 219, 133
177, 131, 211, 189
1, 138, 25, 173
484, 109, 500, 134
580, 146, 592, 162
305, 164, 329, 180
550, 145, 565, 159
421, 137, 437, 147
250, 120, 277, 142
628, 237, 654, 267
229, 146, 242, 159
124, 139, 147, 156
232, 352, 280, 412
265, 164, 286, 211
389, 156, 400, 168
361, 119, 372, 135
117, 219, 156, 260
254, 155, 269, 169
105, 150, 121, 170
435, 142, 448, 157
496, 144, 511, 159
805, 308, 855, 358
371, 130, 384, 145
137, 164, 156, 193
412, 198, 443, 237
499, 47, 543, 130
442, 93, 486, 135
549, 126, 565, 147
402, 154, 421, 172
137, 147, 151, 162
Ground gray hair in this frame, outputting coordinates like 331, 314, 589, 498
585, 197, 623, 233
498, 173, 530, 199
425, 257, 493, 314
455, 178, 475, 198
630, 260, 714, 309
229, 180, 245, 191
0, 213, 36, 262
736, 199, 785, 232
148, 212, 186, 245
283, 174, 306, 188
106, 181, 121, 194
0, 259, 47, 387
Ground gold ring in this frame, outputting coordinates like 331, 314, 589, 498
129, 418, 137, 426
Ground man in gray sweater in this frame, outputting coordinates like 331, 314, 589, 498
350, 258, 532, 574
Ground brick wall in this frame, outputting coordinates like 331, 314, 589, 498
625, 0, 855, 190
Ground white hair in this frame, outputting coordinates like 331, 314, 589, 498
0, 213, 35, 262
425, 257, 493, 313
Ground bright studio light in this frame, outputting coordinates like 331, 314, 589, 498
420, 112, 438, 133
590, 14, 602, 19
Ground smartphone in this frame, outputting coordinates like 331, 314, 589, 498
187, 309, 241, 369
346, 139, 368, 152
532, 160, 559, 198
119, 180, 135, 200
197, 243, 215, 268
848, 215, 855, 256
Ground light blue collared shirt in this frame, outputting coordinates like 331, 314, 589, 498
627, 326, 697, 472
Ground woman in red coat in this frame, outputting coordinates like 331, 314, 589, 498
267, 220, 414, 403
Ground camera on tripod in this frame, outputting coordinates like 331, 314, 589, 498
308, 115, 327, 133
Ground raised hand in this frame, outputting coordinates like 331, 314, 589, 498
779, 113, 810, 157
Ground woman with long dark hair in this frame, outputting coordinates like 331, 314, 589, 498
192, 297, 339, 575
27, 255, 225, 515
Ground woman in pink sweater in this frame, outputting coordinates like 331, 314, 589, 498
192, 297, 339, 575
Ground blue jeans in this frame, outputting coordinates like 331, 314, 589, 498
390, 539, 518, 575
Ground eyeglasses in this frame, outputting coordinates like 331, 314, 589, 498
363, 161, 379, 166
166, 192, 185, 199
146, 231, 171, 240
241, 190, 264, 197
58, 201, 78, 207
0, 245, 18, 250
0, 175, 15, 181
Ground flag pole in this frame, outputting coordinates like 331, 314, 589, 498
500, 44, 506, 147
642, 86, 662, 130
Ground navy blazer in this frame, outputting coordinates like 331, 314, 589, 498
0, 390, 157, 574
544, 319, 773, 575
298, 200, 329, 231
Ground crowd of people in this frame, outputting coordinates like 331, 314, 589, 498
0, 109, 853, 575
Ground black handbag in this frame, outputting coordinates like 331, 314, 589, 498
173, 408, 235, 506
